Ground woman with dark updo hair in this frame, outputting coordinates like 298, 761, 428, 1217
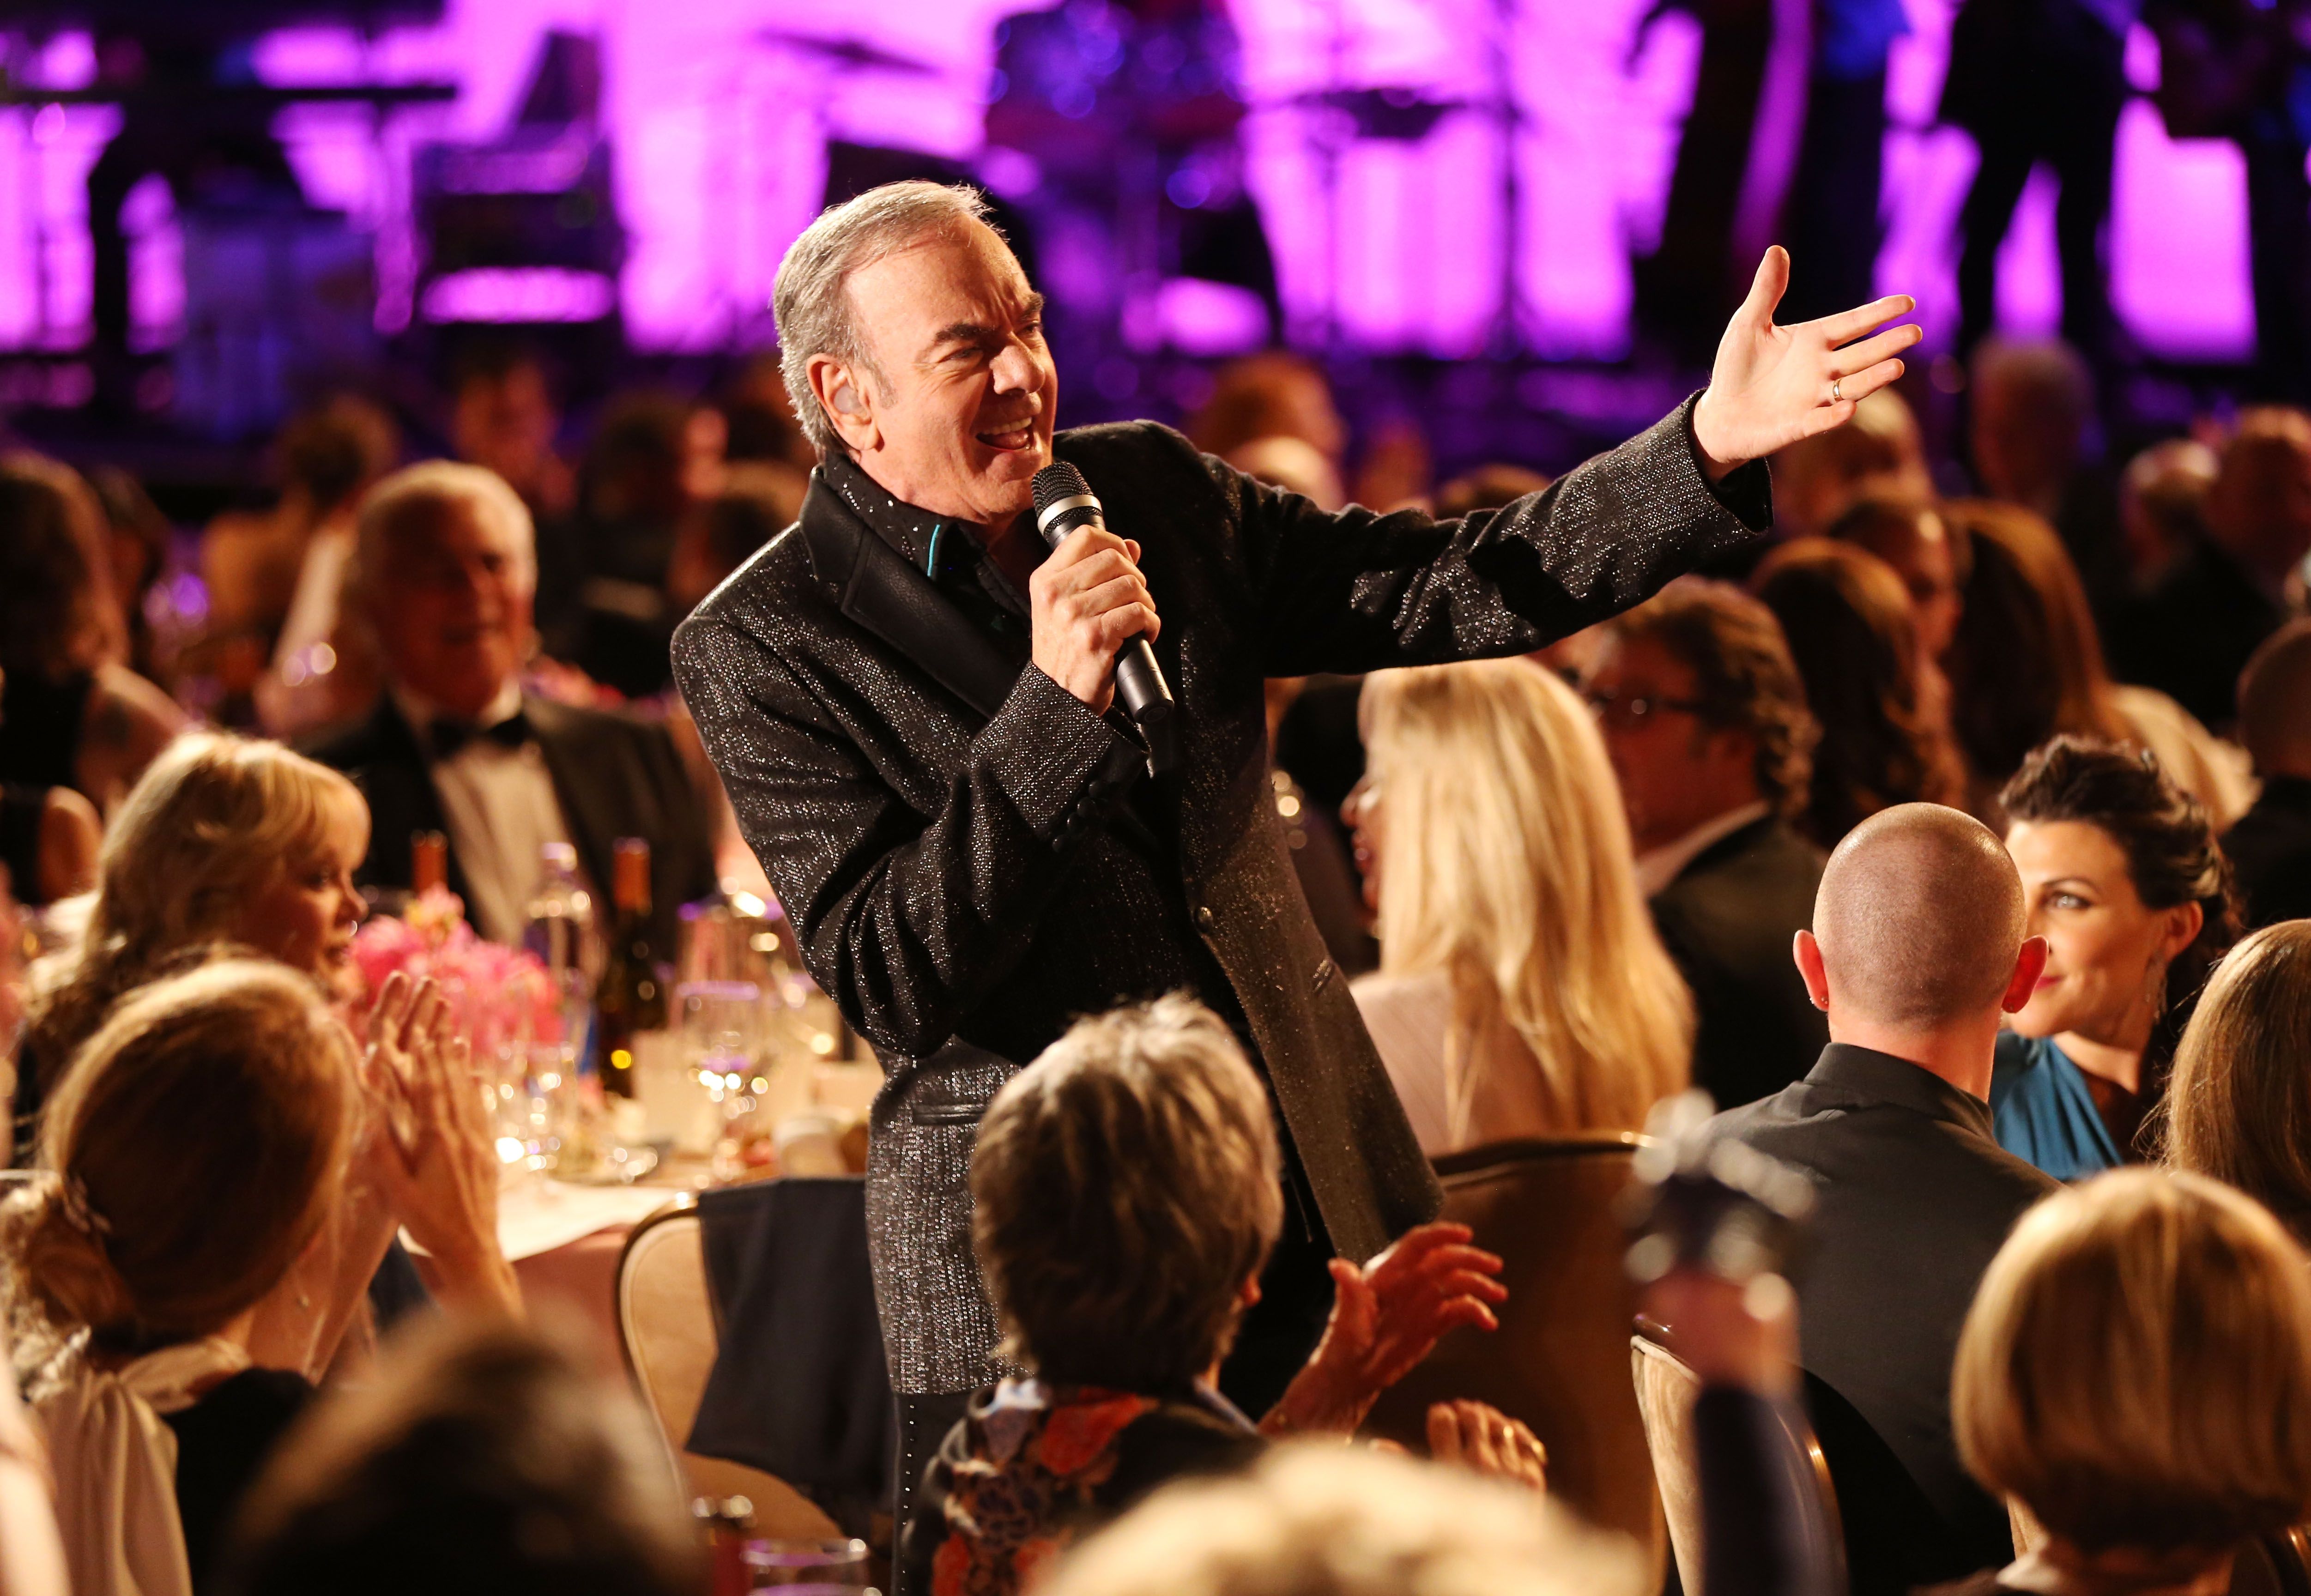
1992, 737, 2240, 1181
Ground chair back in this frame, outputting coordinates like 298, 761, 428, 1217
1631, 1327, 1846, 1596
614, 1195, 837, 1537
2233, 1528, 2311, 1596
1361, 1134, 1663, 1579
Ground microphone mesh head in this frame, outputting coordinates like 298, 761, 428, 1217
1032, 461, 1093, 517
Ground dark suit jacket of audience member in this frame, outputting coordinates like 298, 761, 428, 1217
2108, 536, 2285, 731
2223, 775, 2311, 927
1705, 1044, 2059, 1595
301, 693, 716, 956
1649, 815, 1828, 1109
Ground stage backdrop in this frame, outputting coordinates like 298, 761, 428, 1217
0, 0, 2263, 363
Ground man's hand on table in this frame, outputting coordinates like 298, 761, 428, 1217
1692, 246, 1924, 483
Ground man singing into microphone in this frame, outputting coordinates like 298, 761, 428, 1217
672, 181, 1917, 1556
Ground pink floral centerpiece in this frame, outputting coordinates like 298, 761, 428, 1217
347, 887, 562, 1064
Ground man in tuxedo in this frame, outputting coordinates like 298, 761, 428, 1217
1703, 805, 2059, 1595
671, 181, 1919, 1572
2225, 618, 2311, 926
1587, 579, 1828, 1109
305, 462, 714, 957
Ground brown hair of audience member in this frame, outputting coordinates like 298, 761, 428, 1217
1358, 660, 1693, 1134
2001, 738, 2240, 1073
223, 1315, 702, 1596
1752, 539, 1965, 847
0, 453, 123, 683
1603, 579, 1817, 824
2237, 619, 2311, 780
1941, 499, 2133, 793
971, 993, 1284, 1391
2166, 921, 2311, 1244
276, 395, 400, 520
580, 390, 725, 526
2120, 437, 2218, 591
23, 734, 367, 1087
1185, 351, 1347, 464
3, 961, 356, 1365
668, 461, 809, 611
2206, 406, 2311, 583
1954, 1170, 2311, 1561
1824, 492, 1969, 660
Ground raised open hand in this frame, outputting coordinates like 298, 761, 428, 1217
1690, 246, 1922, 477
1261, 1221, 1506, 1436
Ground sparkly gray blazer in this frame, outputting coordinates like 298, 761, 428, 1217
672, 398, 1768, 1393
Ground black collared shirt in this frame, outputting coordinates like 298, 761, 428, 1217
1705, 1043, 2058, 1594
821, 448, 1036, 661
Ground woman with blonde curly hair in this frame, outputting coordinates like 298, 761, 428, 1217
14, 733, 368, 1163
1345, 659, 1691, 1151
2, 961, 514, 1596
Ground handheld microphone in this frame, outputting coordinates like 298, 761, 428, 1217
1031, 461, 1177, 773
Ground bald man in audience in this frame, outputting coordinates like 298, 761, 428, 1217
1701, 804, 2058, 1596
2224, 619, 2311, 927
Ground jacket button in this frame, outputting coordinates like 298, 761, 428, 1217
1195, 906, 1215, 930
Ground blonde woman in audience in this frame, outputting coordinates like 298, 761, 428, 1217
1, 961, 515, 1596
2165, 920, 2311, 1245
15, 733, 368, 1164
1345, 659, 1691, 1152
1948, 1169, 2311, 1596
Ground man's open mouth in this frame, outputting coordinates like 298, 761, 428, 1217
976, 424, 1035, 452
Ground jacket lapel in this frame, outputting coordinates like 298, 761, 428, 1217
525, 695, 617, 900
351, 700, 476, 906
795, 472, 1020, 721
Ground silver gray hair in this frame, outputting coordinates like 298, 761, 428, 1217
774, 181, 999, 457
353, 460, 536, 599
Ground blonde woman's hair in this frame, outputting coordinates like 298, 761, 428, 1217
2166, 921, 2311, 1243
23, 732, 366, 1087
971, 992, 1284, 1390
1360, 659, 1692, 1137
1953, 1169, 2311, 1554
1041, 1443, 1644, 1596
4, 960, 358, 1373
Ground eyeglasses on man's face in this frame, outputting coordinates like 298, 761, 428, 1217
1582, 688, 1710, 730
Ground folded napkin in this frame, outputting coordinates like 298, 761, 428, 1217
686, 1176, 895, 1533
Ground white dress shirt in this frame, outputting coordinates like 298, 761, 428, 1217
1634, 800, 1773, 900
395, 681, 582, 947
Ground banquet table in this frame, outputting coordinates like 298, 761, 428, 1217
415, 1060, 884, 1372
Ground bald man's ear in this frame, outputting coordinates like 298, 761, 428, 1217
806, 353, 880, 454
1794, 929, 1830, 1012
2001, 936, 2050, 1015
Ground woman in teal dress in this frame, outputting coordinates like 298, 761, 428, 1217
1990, 738, 2239, 1181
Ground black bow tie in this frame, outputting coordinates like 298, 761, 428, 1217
428, 709, 532, 759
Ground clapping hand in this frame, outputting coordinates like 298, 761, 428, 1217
361, 972, 521, 1317
1690, 246, 1923, 478
1262, 1221, 1507, 1437
1428, 1399, 1549, 1492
